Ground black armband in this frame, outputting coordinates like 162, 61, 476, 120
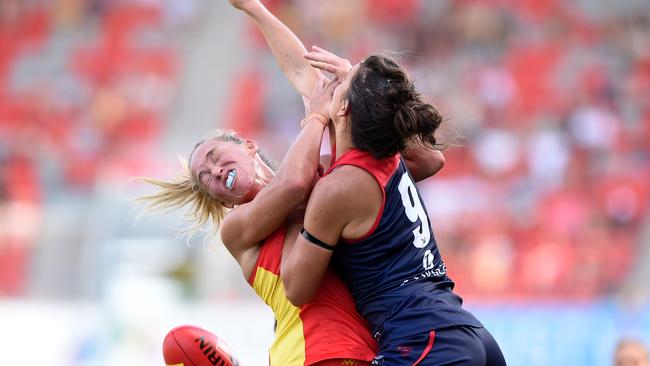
301, 228, 336, 251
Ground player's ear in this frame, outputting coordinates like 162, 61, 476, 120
336, 99, 349, 117
245, 139, 258, 155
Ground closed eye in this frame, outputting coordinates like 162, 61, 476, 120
209, 150, 222, 164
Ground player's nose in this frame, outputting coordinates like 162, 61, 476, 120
211, 165, 224, 179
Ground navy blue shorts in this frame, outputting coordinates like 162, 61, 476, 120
371, 325, 506, 366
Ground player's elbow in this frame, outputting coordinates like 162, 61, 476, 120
408, 150, 445, 182
284, 286, 312, 308
282, 275, 314, 307
282, 176, 313, 202
430, 151, 445, 174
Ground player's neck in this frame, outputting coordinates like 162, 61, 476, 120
334, 132, 355, 161
332, 116, 355, 160
254, 154, 276, 187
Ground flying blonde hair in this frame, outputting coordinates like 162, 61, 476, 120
137, 129, 247, 244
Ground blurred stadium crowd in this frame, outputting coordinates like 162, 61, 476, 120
0, 0, 187, 296
1, 0, 649, 305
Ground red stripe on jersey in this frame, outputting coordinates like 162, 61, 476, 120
412, 330, 436, 366
247, 222, 286, 285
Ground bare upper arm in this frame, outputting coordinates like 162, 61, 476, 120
303, 166, 382, 241
219, 178, 307, 265
280, 175, 349, 305
301, 173, 353, 245
281, 167, 382, 305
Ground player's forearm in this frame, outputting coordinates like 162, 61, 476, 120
275, 117, 326, 192
219, 118, 326, 256
242, 1, 321, 97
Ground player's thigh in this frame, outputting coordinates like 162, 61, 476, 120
474, 327, 506, 366
372, 326, 486, 366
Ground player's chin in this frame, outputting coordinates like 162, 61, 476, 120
231, 181, 255, 203
231, 191, 255, 205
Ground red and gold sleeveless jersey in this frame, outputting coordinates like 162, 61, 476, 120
248, 223, 377, 366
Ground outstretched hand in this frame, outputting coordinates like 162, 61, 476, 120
303, 77, 340, 126
304, 46, 353, 81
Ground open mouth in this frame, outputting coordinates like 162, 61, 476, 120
225, 169, 236, 190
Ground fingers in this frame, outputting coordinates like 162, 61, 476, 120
304, 50, 341, 65
308, 61, 340, 75
310, 77, 337, 99
305, 46, 347, 65
305, 46, 352, 82
308, 77, 326, 98
310, 45, 352, 69
307, 76, 339, 110
323, 76, 341, 95
315, 78, 327, 94
311, 45, 336, 57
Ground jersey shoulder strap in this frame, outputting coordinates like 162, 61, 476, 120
325, 148, 400, 189
247, 222, 286, 285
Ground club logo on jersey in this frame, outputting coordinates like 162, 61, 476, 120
400, 263, 447, 286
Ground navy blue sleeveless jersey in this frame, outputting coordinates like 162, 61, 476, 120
326, 149, 482, 340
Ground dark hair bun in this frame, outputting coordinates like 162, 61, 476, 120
347, 54, 442, 159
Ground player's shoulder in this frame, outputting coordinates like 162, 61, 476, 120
310, 166, 381, 214
310, 171, 349, 204
318, 165, 377, 194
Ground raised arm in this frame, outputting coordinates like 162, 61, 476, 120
220, 79, 339, 267
229, 0, 323, 97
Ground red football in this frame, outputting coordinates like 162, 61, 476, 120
163, 325, 240, 366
